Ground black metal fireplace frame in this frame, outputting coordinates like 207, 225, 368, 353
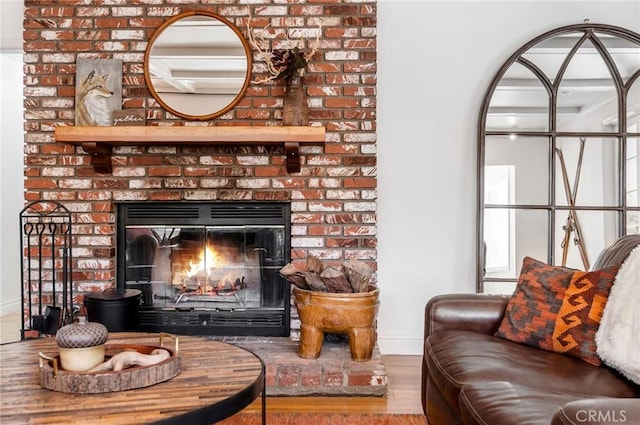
115, 201, 291, 337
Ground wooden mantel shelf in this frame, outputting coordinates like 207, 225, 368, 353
54, 125, 326, 173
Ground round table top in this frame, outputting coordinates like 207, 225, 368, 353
0, 332, 264, 424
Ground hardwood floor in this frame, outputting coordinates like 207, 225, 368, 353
0, 312, 424, 415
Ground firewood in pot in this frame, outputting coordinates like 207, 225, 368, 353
87, 349, 170, 373
303, 271, 328, 292
306, 256, 324, 274
320, 266, 354, 293
279, 263, 309, 289
343, 259, 374, 293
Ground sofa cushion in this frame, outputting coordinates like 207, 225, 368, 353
458, 381, 602, 425
425, 330, 639, 417
495, 256, 619, 365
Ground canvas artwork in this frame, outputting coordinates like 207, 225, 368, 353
75, 59, 122, 126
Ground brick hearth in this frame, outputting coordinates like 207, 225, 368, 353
209, 336, 387, 396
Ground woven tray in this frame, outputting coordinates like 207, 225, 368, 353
38, 334, 181, 394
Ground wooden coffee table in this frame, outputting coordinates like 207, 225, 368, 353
0, 332, 265, 424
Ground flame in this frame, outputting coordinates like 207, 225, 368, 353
177, 244, 245, 294
216, 271, 239, 293
186, 245, 220, 278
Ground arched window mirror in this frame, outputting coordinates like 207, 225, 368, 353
477, 23, 640, 294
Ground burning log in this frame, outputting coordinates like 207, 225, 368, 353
279, 256, 374, 293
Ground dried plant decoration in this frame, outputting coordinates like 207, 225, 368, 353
246, 16, 321, 86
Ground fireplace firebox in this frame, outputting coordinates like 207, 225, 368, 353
116, 202, 291, 336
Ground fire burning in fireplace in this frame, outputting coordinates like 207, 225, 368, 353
171, 243, 252, 303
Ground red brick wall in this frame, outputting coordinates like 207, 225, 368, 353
22, 0, 377, 334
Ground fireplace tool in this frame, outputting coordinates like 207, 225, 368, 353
555, 138, 589, 270
20, 201, 74, 339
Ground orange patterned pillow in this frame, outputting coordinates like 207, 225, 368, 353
495, 256, 619, 366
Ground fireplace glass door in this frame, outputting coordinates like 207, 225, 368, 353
116, 202, 291, 336
125, 225, 285, 310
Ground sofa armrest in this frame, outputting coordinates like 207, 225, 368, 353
424, 293, 509, 339
552, 399, 640, 425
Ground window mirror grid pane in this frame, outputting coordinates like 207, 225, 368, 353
628, 81, 640, 131
521, 34, 571, 85
486, 62, 550, 132
554, 137, 620, 207
627, 137, 639, 207
553, 210, 620, 271
627, 210, 640, 234
485, 135, 549, 205
483, 208, 548, 280
556, 39, 619, 133
596, 32, 640, 86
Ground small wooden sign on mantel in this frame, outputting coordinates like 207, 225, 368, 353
113, 109, 146, 126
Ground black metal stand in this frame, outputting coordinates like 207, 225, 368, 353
19, 200, 73, 339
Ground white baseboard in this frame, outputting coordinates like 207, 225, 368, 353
0, 298, 20, 317
377, 336, 423, 355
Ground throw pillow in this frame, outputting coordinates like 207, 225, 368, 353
495, 256, 619, 366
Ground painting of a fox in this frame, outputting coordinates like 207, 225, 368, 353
76, 69, 113, 126
75, 59, 122, 126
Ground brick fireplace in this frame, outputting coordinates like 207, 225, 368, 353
22, 0, 377, 339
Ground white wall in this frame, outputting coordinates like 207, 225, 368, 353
1, 0, 639, 352
376, 0, 640, 354
0, 0, 24, 316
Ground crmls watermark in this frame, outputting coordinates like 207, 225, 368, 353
576, 409, 627, 423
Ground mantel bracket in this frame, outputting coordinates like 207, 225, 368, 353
81, 142, 112, 174
285, 142, 301, 173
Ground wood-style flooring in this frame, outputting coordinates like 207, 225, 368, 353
0, 312, 424, 415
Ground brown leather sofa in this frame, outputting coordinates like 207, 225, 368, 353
422, 235, 640, 425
